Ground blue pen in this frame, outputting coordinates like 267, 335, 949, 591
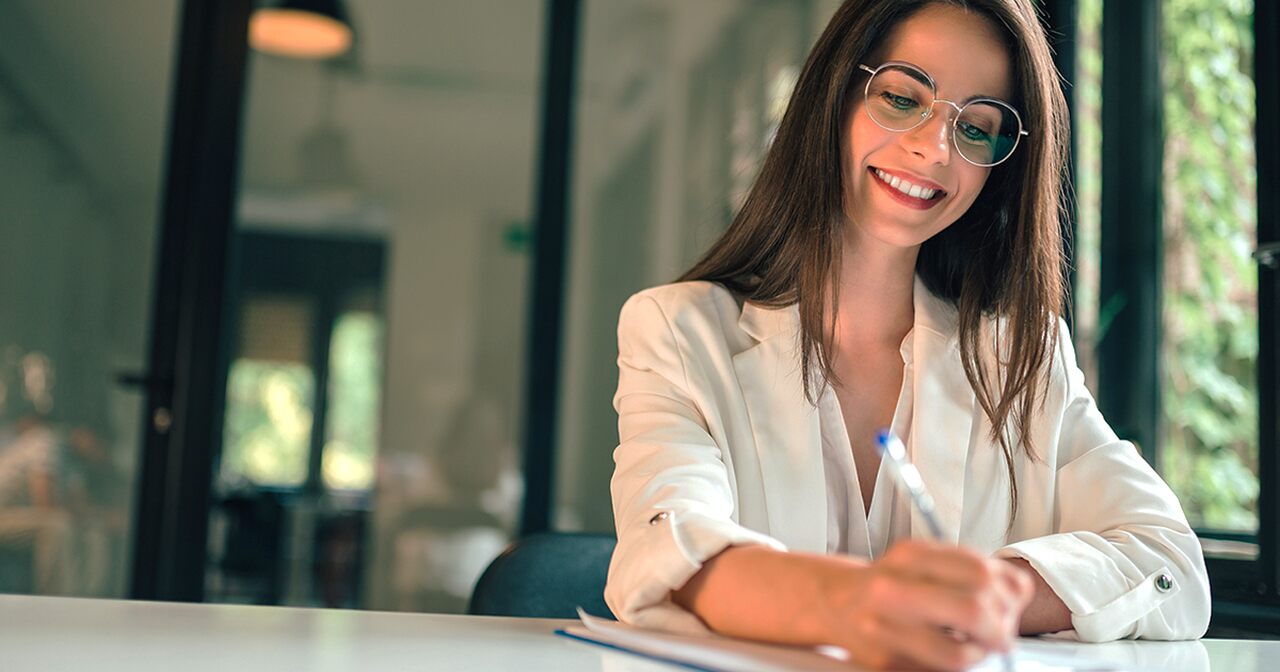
875, 429, 947, 539
876, 429, 1018, 671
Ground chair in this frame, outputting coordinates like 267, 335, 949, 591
468, 532, 616, 619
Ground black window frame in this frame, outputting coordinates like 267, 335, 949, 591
1077, 0, 1280, 630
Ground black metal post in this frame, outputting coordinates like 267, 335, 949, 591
519, 0, 582, 536
1256, 0, 1279, 600
130, 0, 251, 601
1097, 1, 1162, 464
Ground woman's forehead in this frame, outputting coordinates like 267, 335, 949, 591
874, 4, 1014, 102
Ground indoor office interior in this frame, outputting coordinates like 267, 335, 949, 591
0, 0, 1276, 638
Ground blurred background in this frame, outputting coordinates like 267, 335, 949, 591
0, 0, 1275, 634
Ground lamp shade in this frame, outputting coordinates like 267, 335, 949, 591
250, 0, 353, 59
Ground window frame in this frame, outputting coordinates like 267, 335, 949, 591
1080, 0, 1280, 626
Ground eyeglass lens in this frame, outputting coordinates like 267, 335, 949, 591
865, 65, 1021, 166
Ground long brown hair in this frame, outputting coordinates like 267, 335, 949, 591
679, 0, 1070, 518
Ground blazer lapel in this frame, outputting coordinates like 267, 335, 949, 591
908, 278, 975, 544
731, 302, 828, 552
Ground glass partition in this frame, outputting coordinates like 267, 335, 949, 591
205, 0, 546, 612
0, 0, 180, 597
554, 0, 841, 532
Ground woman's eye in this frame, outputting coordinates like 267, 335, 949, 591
958, 121, 993, 143
879, 92, 919, 111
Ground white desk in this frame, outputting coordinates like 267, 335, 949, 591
0, 594, 1274, 671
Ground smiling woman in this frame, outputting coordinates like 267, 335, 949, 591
604, 1, 1210, 669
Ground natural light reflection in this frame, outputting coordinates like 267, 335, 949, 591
322, 312, 382, 492
222, 360, 315, 487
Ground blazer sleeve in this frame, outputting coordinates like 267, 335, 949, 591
995, 320, 1211, 642
604, 292, 786, 633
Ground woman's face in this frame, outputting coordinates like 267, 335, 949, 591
843, 4, 1014, 250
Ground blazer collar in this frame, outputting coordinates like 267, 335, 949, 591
737, 299, 795, 343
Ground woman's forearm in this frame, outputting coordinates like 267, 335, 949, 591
669, 541, 1032, 670
671, 545, 861, 647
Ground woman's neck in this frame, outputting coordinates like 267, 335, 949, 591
833, 231, 918, 348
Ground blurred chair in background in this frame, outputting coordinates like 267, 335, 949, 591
468, 532, 616, 620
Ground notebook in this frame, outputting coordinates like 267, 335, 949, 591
556, 608, 1136, 671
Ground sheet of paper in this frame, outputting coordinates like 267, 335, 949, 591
563, 609, 1137, 672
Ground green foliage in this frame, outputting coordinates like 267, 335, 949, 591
222, 360, 315, 487
322, 313, 383, 490
1159, 0, 1258, 531
219, 312, 384, 492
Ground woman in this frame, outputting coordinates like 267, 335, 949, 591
604, 0, 1211, 669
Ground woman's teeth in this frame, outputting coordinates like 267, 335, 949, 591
875, 168, 940, 200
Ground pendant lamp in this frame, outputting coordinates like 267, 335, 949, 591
250, 0, 354, 59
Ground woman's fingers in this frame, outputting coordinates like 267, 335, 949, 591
865, 575, 1015, 650
848, 612, 990, 671
1002, 559, 1036, 606
882, 540, 995, 588
869, 541, 1031, 649
998, 559, 1036, 631
830, 541, 1039, 668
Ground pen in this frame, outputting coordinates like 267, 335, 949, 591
875, 429, 946, 539
876, 429, 1017, 672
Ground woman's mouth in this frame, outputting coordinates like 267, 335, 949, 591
869, 167, 947, 210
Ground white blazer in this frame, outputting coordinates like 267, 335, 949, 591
605, 279, 1210, 642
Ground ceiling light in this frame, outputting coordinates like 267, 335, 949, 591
250, 0, 353, 60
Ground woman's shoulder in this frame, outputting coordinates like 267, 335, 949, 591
618, 281, 755, 354
621, 281, 741, 326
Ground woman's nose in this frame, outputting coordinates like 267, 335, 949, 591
899, 103, 954, 166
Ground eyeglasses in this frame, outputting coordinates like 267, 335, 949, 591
858, 62, 1028, 167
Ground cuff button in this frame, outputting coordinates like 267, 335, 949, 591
649, 511, 670, 525
1155, 573, 1174, 592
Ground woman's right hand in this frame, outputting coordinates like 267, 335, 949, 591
824, 539, 1034, 670
674, 542, 1033, 671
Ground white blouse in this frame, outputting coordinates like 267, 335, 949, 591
819, 332, 913, 558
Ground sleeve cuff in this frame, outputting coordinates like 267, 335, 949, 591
606, 509, 787, 634
997, 533, 1181, 642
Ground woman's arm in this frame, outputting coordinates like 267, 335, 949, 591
1002, 557, 1072, 634
993, 320, 1211, 641
674, 542, 1032, 671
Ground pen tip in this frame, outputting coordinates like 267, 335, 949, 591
876, 429, 891, 446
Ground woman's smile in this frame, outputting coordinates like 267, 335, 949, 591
868, 166, 947, 211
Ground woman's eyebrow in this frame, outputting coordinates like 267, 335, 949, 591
888, 58, 1012, 104
903, 68, 932, 88
962, 90, 1010, 103
937, 84, 1012, 105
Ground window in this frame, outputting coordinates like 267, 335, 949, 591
221, 297, 317, 488
1071, 0, 1279, 625
321, 311, 383, 491
1158, 0, 1259, 536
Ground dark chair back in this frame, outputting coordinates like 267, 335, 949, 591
468, 532, 616, 619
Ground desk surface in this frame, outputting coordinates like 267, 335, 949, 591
0, 594, 1274, 671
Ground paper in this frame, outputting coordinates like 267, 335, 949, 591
560, 609, 852, 672
557, 609, 1136, 671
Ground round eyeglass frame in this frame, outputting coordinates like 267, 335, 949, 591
858, 61, 1029, 167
